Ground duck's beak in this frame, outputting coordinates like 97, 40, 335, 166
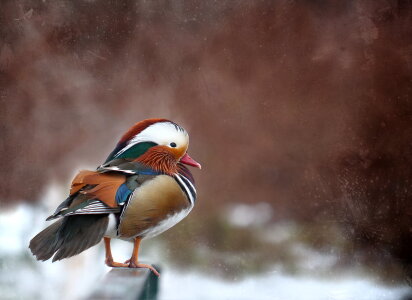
180, 153, 202, 169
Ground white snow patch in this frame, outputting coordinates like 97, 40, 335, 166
1, 189, 411, 300
160, 270, 411, 300
227, 202, 273, 227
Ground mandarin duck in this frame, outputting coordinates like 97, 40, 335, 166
29, 119, 201, 276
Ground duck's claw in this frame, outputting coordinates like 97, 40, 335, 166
128, 261, 160, 277
105, 258, 129, 268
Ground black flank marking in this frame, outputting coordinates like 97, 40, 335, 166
174, 175, 196, 204
180, 175, 196, 202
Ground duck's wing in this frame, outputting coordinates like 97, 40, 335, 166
29, 163, 160, 262
46, 170, 125, 220
29, 170, 123, 262
47, 161, 161, 220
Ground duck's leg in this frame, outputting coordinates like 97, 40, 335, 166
128, 237, 160, 276
104, 237, 128, 267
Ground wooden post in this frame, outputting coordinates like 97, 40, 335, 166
87, 266, 160, 300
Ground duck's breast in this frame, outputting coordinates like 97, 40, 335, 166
118, 175, 192, 239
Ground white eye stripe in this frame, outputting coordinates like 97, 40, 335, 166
115, 122, 188, 157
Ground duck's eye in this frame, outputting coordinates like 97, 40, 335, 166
170, 142, 177, 148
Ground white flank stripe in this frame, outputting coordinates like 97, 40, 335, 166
175, 174, 196, 205
65, 200, 118, 215
102, 166, 136, 174
181, 175, 196, 195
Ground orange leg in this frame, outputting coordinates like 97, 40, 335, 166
127, 237, 160, 277
104, 237, 128, 268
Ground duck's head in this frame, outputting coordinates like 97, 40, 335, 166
106, 118, 201, 175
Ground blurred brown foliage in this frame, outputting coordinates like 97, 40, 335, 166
1, 0, 412, 273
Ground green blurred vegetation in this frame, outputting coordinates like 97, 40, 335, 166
157, 209, 406, 284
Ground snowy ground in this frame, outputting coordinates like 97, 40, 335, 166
160, 270, 411, 300
0, 194, 411, 300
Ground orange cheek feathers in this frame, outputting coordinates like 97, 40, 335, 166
135, 145, 180, 175
169, 146, 187, 160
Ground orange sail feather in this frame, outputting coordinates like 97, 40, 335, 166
70, 170, 126, 207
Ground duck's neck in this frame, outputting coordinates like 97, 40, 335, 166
135, 147, 178, 175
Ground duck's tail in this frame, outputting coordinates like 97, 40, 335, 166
29, 214, 109, 262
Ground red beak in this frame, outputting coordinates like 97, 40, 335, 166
180, 153, 202, 169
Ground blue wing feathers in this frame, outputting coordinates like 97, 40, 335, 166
115, 183, 133, 205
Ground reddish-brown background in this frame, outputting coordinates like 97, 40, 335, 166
1, 0, 412, 275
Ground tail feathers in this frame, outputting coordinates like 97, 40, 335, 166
46, 195, 73, 221
29, 219, 64, 261
29, 214, 109, 262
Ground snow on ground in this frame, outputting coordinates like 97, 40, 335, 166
160, 270, 411, 300
0, 197, 411, 300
